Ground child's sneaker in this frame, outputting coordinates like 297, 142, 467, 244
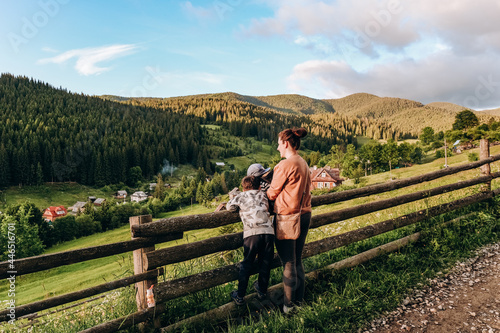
253, 281, 267, 300
283, 304, 296, 315
230, 290, 245, 306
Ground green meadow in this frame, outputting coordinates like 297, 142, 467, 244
1, 144, 499, 332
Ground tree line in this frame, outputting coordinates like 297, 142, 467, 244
0, 74, 366, 188
124, 95, 358, 153
0, 74, 206, 188
0, 168, 245, 259
419, 110, 500, 157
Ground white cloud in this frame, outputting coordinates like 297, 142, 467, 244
294, 35, 333, 56
38, 44, 138, 76
247, 0, 500, 108
246, 0, 500, 54
287, 51, 500, 109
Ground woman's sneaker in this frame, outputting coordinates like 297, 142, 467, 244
230, 290, 245, 306
253, 281, 267, 300
283, 304, 296, 315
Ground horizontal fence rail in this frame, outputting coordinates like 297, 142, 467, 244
131, 157, 500, 237
0, 234, 182, 279
144, 173, 500, 270
0, 268, 164, 322
1, 149, 499, 332
87, 188, 500, 332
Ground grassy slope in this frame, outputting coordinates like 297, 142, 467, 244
5, 145, 500, 308
0, 183, 113, 211
0, 203, 217, 306
203, 124, 278, 170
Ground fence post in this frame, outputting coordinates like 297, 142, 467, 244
480, 138, 491, 192
130, 215, 157, 310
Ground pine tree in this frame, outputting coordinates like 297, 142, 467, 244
153, 174, 165, 199
35, 162, 44, 186
0, 145, 10, 187
196, 181, 204, 204
203, 182, 214, 205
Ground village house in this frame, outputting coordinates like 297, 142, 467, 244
214, 202, 227, 212
131, 191, 149, 203
43, 206, 68, 222
69, 201, 87, 214
94, 198, 106, 206
149, 183, 171, 191
114, 190, 127, 199
310, 165, 344, 190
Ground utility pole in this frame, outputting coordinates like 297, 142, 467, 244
444, 138, 448, 168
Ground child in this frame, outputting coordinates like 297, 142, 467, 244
247, 163, 273, 191
226, 176, 275, 305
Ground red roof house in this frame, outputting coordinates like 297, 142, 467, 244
310, 165, 343, 190
43, 206, 68, 222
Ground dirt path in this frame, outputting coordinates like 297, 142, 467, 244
363, 242, 500, 333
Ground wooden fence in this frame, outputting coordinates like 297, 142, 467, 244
1, 140, 500, 332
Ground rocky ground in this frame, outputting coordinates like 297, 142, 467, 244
363, 242, 500, 333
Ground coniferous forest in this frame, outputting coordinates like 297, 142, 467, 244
0, 74, 356, 188
4, 73, 496, 189
0, 74, 204, 187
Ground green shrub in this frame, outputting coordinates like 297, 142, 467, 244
467, 152, 479, 161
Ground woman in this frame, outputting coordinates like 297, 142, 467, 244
267, 127, 311, 313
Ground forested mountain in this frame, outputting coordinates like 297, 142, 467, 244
121, 95, 355, 152
324, 93, 499, 134
111, 92, 336, 116
425, 102, 469, 113
0, 74, 355, 188
124, 92, 499, 141
235, 93, 335, 115
0, 74, 205, 187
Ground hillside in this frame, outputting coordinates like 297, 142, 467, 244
0, 74, 358, 190
124, 94, 354, 151
323, 93, 500, 134
0, 74, 205, 187
479, 108, 500, 116
129, 92, 335, 115
239, 94, 335, 115
425, 101, 469, 112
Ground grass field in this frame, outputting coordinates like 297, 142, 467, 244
0, 183, 113, 211
1, 144, 499, 332
0, 202, 218, 307
4, 145, 500, 305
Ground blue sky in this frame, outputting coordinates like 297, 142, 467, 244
1, 0, 500, 109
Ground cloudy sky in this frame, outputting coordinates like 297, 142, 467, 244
1, 0, 500, 109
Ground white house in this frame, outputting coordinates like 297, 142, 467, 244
131, 191, 148, 203
116, 190, 127, 199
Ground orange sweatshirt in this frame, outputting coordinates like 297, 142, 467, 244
267, 154, 312, 215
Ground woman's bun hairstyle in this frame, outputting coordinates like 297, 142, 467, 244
292, 127, 307, 139
279, 127, 307, 150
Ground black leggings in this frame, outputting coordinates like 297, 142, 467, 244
275, 212, 311, 307
237, 234, 275, 297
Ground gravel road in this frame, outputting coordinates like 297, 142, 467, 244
363, 242, 500, 333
